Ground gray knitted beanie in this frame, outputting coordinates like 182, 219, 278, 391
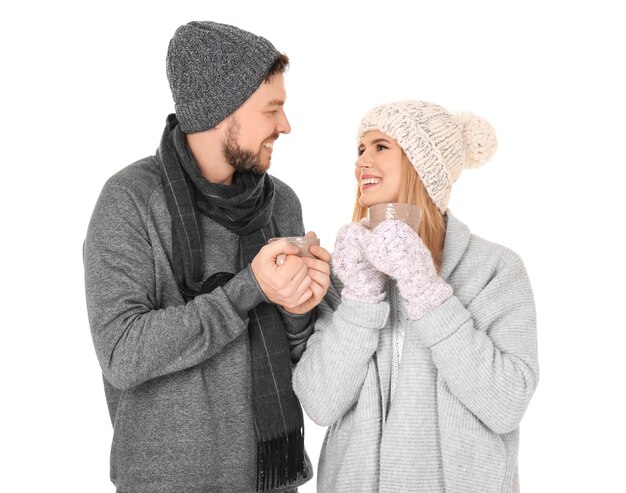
358, 100, 498, 213
166, 21, 281, 133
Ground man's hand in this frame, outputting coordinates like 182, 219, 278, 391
282, 232, 331, 315
251, 240, 313, 309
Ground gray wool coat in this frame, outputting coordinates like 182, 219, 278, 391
84, 156, 313, 493
293, 213, 539, 492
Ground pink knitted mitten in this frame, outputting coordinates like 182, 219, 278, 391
333, 220, 386, 303
365, 220, 452, 319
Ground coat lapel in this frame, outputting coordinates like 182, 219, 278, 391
439, 212, 471, 281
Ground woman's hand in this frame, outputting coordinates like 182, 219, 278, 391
364, 220, 452, 319
332, 220, 386, 303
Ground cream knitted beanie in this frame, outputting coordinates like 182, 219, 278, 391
358, 100, 498, 213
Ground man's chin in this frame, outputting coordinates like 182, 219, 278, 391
230, 158, 269, 176
253, 159, 271, 175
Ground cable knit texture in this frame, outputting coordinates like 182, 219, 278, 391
332, 219, 386, 303
365, 219, 453, 320
358, 101, 497, 213
293, 213, 538, 492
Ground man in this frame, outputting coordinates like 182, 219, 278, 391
84, 21, 330, 492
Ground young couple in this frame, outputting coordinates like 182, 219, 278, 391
84, 21, 538, 493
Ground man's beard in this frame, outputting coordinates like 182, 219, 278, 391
221, 117, 275, 176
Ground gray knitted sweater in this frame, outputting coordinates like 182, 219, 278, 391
84, 156, 313, 493
293, 213, 538, 492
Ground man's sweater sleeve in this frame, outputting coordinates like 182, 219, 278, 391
412, 250, 539, 434
278, 308, 315, 363
226, 265, 316, 363
271, 178, 318, 363
84, 182, 264, 391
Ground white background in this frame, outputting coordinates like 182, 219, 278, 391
2, 0, 625, 491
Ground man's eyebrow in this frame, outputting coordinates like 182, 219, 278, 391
267, 99, 285, 107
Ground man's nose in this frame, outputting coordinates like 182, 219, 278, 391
276, 111, 291, 135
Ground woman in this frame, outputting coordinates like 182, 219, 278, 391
293, 101, 538, 492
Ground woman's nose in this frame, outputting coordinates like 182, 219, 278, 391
356, 155, 372, 169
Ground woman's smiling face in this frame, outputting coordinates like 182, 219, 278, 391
355, 131, 405, 208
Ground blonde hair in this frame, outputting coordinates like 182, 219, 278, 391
352, 156, 446, 271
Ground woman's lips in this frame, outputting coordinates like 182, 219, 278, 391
361, 174, 382, 191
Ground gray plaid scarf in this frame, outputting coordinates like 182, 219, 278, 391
156, 114, 305, 490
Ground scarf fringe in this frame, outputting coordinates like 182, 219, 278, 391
256, 426, 305, 491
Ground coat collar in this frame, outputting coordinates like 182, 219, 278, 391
439, 211, 471, 281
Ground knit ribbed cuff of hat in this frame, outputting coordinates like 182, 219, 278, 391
410, 295, 471, 347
